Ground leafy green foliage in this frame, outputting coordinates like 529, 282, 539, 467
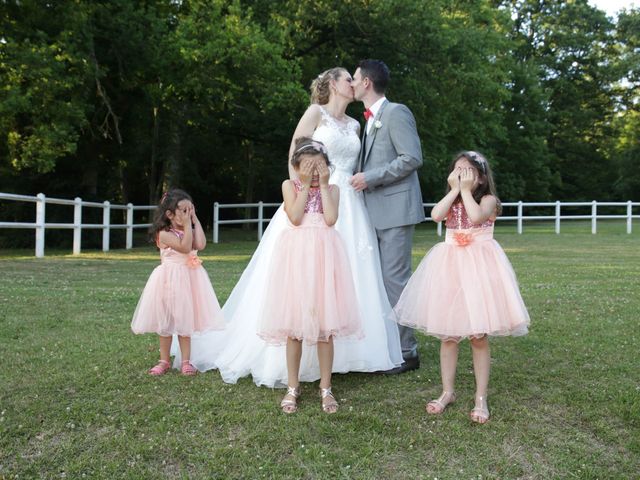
0, 2, 91, 173
0, 0, 638, 230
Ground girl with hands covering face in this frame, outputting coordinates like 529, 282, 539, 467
257, 137, 363, 414
131, 189, 225, 377
394, 151, 530, 424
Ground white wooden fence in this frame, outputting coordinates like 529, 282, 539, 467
1, 194, 637, 256
0, 192, 155, 257
213, 200, 640, 243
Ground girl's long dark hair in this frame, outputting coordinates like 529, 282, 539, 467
149, 188, 192, 241
446, 151, 502, 215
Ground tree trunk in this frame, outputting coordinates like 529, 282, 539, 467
149, 105, 162, 204
166, 110, 183, 188
243, 140, 255, 230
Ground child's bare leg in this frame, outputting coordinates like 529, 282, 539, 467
441, 340, 459, 393
178, 336, 197, 375
286, 337, 303, 388
426, 340, 458, 414
317, 337, 337, 413
281, 338, 303, 413
177, 335, 191, 362
149, 336, 173, 375
317, 337, 334, 389
159, 335, 173, 363
470, 335, 490, 423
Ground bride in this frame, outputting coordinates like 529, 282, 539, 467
180, 67, 403, 386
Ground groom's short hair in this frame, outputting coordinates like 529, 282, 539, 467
358, 59, 389, 94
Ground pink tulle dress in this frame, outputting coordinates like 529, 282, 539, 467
394, 199, 529, 342
257, 181, 364, 345
131, 229, 225, 336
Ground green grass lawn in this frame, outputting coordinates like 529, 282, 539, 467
1, 222, 638, 479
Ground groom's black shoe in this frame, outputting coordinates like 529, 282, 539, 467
379, 356, 420, 375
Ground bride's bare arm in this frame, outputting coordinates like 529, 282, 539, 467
288, 105, 322, 179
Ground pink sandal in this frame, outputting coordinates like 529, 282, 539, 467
181, 360, 197, 376
149, 360, 170, 376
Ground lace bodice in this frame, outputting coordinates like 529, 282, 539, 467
445, 200, 494, 229
312, 106, 361, 184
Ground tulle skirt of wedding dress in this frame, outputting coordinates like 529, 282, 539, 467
173, 170, 403, 386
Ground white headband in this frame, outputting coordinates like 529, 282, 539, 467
464, 151, 487, 172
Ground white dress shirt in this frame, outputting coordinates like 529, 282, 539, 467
366, 96, 387, 135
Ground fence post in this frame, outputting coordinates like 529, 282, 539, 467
73, 197, 82, 255
555, 201, 561, 234
591, 200, 597, 234
517, 201, 523, 234
257, 201, 264, 241
213, 202, 219, 244
437, 221, 442, 237
126, 203, 134, 249
102, 201, 111, 252
35, 193, 46, 258
627, 200, 632, 234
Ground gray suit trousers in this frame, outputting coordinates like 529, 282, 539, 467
376, 224, 418, 359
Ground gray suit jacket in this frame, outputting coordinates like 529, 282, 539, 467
359, 100, 424, 230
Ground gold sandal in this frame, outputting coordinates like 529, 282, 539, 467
280, 386, 300, 414
426, 391, 456, 414
320, 387, 338, 414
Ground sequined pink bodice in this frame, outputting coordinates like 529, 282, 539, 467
294, 180, 325, 213
445, 201, 493, 229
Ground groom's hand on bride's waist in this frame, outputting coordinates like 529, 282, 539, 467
349, 173, 368, 192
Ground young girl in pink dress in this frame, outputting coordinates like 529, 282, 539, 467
394, 151, 529, 423
131, 189, 225, 376
257, 137, 363, 414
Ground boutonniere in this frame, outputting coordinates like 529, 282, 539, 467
374, 120, 383, 129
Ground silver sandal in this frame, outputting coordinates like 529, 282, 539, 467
320, 387, 338, 414
426, 391, 456, 414
280, 386, 300, 414
470, 395, 490, 424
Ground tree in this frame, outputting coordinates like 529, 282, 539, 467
611, 8, 640, 199
0, 1, 92, 176
1, 0, 636, 244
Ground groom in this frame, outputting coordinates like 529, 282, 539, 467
350, 59, 424, 374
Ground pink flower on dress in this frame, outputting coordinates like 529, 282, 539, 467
187, 254, 202, 268
453, 232, 473, 246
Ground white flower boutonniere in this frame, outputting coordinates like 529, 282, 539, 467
374, 120, 383, 129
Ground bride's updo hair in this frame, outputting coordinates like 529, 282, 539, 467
290, 136, 330, 168
310, 67, 348, 105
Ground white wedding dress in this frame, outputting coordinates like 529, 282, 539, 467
176, 106, 402, 386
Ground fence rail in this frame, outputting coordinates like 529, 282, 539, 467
0, 192, 155, 257
2, 194, 638, 256
213, 200, 640, 243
